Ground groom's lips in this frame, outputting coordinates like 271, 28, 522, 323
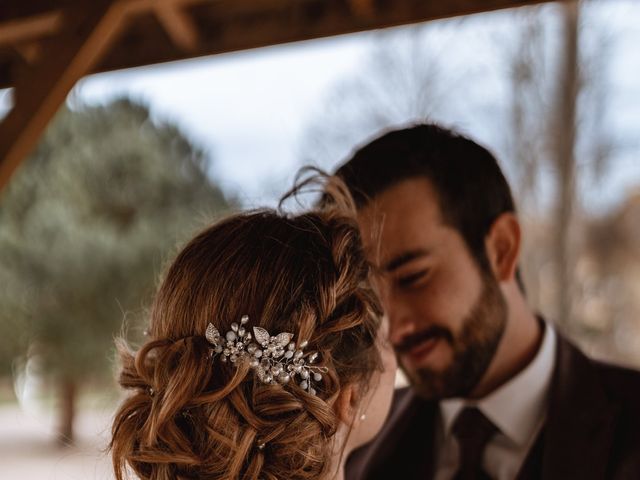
396, 327, 452, 366
404, 337, 441, 365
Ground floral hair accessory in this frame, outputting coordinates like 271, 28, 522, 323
205, 315, 328, 396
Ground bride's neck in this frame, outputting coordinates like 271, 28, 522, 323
322, 426, 350, 480
327, 451, 347, 480
322, 454, 346, 480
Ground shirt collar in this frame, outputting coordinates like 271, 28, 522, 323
440, 321, 556, 447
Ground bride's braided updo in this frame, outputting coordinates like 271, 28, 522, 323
110, 182, 384, 480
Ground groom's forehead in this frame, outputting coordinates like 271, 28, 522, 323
356, 182, 449, 270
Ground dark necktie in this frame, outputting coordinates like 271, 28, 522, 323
452, 407, 498, 480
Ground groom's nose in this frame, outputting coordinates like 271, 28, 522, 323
383, 293, 419, 348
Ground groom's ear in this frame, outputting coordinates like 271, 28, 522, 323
334, 384, 361, 424
485, 212, 521, 283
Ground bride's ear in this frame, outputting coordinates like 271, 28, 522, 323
334, 384, 363, 424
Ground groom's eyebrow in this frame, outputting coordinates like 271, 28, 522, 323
382, 248, 431, 273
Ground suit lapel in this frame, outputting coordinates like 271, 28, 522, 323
515, 427, 546, 480
540, 336, 619, 480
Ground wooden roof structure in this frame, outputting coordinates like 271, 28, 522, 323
0, 0, 552, 191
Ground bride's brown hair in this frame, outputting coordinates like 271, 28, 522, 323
110, 180, 383, 480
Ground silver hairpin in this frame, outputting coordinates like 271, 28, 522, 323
205, 315, 328, 395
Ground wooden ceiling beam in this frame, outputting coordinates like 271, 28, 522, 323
348, 0, 376, 20
14, 42, 45, 64
124, 0, 215, 15
154, 2, 200, 52
0, 11, 64, 47
0, 0, 129, 190
0, 0, 554, 192
96, 0, 553, 75
0, 0, 210, 49
0, 0, 553, 90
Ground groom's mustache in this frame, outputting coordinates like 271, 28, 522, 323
395, 326, 454, 354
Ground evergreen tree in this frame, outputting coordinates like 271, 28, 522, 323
0, 98, 231, 444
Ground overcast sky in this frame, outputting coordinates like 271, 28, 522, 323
73, 1, 639, 212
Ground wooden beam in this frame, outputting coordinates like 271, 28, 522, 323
0, 0, 207, 48
0, 0, 79, 20
348, 0, 376, 20
96, 0, 554, 76
0, 0, 555, 191
0, 0, 553, 90
14, 42, 44, 64
0, 0, 129, 191
154, 2, 200, 52
125, 0, 213, 15
0, 11, 63, 47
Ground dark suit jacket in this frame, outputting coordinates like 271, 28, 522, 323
346, 335, 640, 480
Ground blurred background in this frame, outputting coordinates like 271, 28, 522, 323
0, 0, 639, 477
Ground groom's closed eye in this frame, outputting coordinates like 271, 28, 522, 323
397, 269, 430, 288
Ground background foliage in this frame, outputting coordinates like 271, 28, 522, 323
0, 98, 231, 440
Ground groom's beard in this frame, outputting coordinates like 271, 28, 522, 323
400, 274, 508, 400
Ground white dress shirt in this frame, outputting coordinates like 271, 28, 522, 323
434, 323, 557, 480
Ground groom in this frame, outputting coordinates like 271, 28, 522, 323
333, 124, 640, 479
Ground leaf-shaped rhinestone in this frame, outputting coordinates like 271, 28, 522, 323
205, 323, 220, 344
253, 326, 271, 346
275, 332, 293, 347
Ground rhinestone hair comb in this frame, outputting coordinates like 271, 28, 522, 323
205, 315, 328, 396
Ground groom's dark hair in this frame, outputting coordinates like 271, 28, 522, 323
334, 123, 518, 280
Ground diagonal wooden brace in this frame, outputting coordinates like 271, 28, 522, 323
0, 0, 129, 191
